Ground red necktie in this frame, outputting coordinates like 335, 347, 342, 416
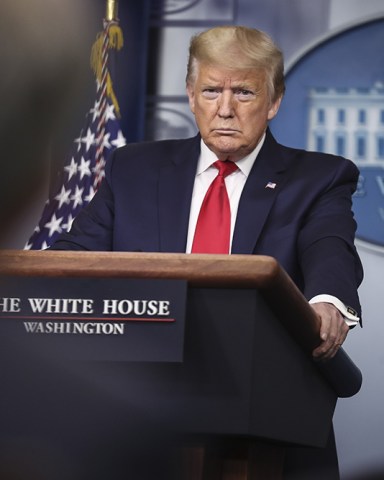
192, 160, 238, 254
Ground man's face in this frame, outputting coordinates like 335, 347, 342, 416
187, 63, 281, 161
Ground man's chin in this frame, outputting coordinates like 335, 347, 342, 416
207, 139, 244, 159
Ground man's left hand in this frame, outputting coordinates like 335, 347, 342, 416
310, 302, 349, 361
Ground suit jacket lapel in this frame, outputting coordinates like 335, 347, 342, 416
158, 136, 200, 252
231, 130, 290, 254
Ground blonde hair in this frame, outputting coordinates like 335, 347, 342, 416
186, 26, 285, 103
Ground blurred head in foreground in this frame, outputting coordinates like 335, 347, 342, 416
0, 0, 95, 238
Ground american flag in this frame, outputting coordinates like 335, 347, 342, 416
25, 19, 126, 250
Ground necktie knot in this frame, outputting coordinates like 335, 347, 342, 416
213, 160, 238, 178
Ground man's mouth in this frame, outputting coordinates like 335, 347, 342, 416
214, 128, 238, 134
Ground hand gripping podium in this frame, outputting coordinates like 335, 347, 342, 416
0, 251, 361, 480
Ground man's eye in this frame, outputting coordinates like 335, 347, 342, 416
235, 89, 254, 97
202, 88, 219, 98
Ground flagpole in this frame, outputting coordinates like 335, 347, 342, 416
92, 0, 124, 188
106, 0, 118, 22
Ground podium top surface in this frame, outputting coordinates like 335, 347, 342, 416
0, 250, 282, 287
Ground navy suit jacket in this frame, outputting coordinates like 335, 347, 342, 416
53, 129, 363, 317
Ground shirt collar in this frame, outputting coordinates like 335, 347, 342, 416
197, 132, 266, 177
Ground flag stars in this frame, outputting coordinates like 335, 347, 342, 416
55, 186, 72, 209
111, 130, 126, 148
44, 214, 63, 237
62, 214, 75, 232
78, 156, 92, 179
90, 100, 101, 122
71, 185, 85, 208
85, 186, 96, 203
41, 241, 50, 250
105, 104, 116, 121
101, 132, 111, 150
64, 157, 78, 181
74, 135, 83, 152
26, 78, 125, 250
81, 128, 95, 152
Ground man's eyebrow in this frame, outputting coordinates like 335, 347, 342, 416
231, 84, 257, 91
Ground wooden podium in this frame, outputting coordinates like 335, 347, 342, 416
0, 250, 361, 480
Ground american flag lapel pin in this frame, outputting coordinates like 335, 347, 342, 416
265, 181, 277, 189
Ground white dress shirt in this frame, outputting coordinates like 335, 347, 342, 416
186, 135, 265, 253
185, 134, 359, 327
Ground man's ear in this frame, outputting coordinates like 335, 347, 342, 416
267, 96, 282, 121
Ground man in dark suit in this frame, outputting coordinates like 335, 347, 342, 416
52, 25, 363, 478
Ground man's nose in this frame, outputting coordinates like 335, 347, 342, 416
217, 91, 234, 118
